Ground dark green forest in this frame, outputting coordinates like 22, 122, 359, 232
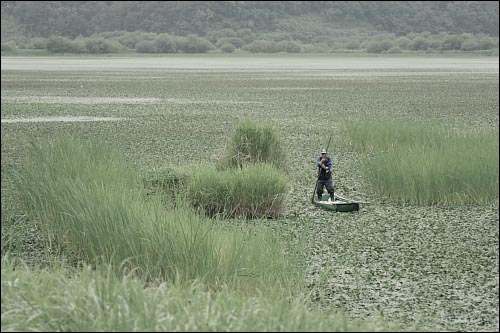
2, 1, 499, 54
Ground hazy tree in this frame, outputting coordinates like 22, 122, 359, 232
46, 36, 85, 53
344, 39, 360, 50
441, 34, 464, 50
1, 41, 17, 52
396, 36, 411, 49
135, 40, 157, 53
244, 40, 280, 53
386, 46, 402, 53
30, 37, 47, 49
2, 1, 498, 54
175, 35, 214, 53
84, 38, 121, 53
277, 40, 301, 53
366, 42, 382, 53
154, 33, 176, 53
409, 37, 429, 51
301, 43, 330, 53
216, 37, 244, 49
477, 37, 496, 49
220, 43, 236, 53
379, 39, 394, 51
236, 28, 256, 43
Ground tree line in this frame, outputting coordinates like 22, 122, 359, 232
1, 1, 498, 54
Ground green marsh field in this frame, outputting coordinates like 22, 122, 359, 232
1, 55, 499, 331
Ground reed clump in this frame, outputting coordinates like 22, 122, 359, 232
12, 137, 300, 290
1, 256, 387, 332
141, 165, 191, 208
346, 119, 499, 205
189, 163, 288, 218
142, 164, 287, 218
221, 118, 286, 170
143, 119, 289, 218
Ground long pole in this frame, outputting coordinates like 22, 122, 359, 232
311, 134, 332, 203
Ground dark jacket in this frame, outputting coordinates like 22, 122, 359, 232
317, 156, 332, 180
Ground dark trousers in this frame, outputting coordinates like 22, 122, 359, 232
317, 178, 334, 198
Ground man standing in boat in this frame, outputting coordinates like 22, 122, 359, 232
316, 148, 335, 201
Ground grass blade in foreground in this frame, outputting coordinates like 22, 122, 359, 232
1, 256, 396, 332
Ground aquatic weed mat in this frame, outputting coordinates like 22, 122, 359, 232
2, 55, 498, 331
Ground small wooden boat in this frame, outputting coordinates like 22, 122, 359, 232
313, 193, 362, 212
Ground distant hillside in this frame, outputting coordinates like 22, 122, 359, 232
2, 1, 498, 39
1, 1, 498, 54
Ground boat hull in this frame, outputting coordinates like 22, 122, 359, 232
313, 194, 360, 212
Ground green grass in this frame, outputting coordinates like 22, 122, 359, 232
2, 56, 498, 332
346, 120, 499, 205
141, 119, 288, 218
190, 163, 288, 218
1, 255, 396, 332
142, 163, 288, 219
11, 137, 303, 292
143, 163, 288, 219
141, 165, 191, 208
221, 118, 287, 170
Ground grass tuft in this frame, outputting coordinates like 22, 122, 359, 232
221, 118, 287, 170
11, 137, 300, 291
142, 163, 288, 219
346, 120, 499, 205
1, 255, 392, 332
189, 163, 288, 218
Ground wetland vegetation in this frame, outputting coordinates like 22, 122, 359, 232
1, 55, 498, 331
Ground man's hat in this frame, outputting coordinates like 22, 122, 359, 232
321, 148, 327, 154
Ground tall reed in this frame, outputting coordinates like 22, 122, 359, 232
12, 137, 302, 291
346, 119, 453, 151
142, 163, 288, 218
189, 163, 288, 218
221, 118, 286, 170
346, 120, 499, 205
1, 256, 390, 332
141, 165, 191, 208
